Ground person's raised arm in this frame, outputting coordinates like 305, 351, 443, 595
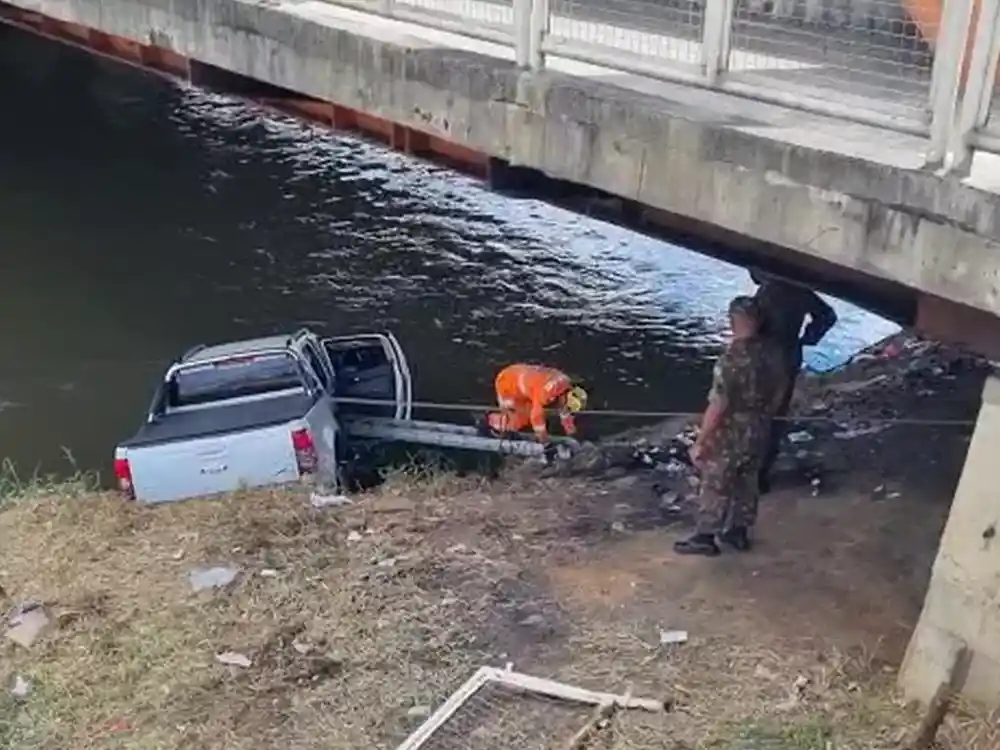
800, 291, 837, 346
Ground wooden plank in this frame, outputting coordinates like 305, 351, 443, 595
493, 670, 666, 713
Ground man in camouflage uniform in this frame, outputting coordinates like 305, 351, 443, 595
750, 270, 837, 494
674, 296, 788, 557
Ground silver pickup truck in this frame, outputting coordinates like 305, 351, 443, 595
113, 328, 413, 504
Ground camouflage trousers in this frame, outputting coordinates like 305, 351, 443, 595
695, 452, 762, 535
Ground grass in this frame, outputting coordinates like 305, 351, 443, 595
1, 463, 997, 749
0, 450, 100, 508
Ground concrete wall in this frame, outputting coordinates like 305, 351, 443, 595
900, 375, 1000, 709
5, 0, 997, 323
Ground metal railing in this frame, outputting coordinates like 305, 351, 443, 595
328, 0, 1000, 172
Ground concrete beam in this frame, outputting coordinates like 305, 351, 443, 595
900, 375, 1000, 708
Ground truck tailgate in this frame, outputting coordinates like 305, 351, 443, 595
128, 422, 301, 504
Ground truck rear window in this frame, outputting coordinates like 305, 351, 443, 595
171, 354, 304, 407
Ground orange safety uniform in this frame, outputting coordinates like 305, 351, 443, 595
486, 364, 577, 441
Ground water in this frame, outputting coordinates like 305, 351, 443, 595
0, 26, 898, 477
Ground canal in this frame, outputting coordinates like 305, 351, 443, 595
0, 24, 898, 478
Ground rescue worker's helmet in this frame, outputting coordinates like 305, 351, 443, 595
564, 386, 588, 413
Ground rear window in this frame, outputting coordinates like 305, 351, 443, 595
170, 354, 305, 407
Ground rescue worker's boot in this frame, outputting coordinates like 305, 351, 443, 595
673, 533, 720, 557
719, 526, 752, 552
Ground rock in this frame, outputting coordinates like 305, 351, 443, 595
518, 614, 546, 627
215, 651, 252, 668
292, 640, 312, 655
188, 566, 240, 593
4, 606, 51, 649
407, 705, 432, 719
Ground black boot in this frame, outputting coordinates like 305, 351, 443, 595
719, 526, 752, 552
673, 533, 720, 557
758, 473, 772, 495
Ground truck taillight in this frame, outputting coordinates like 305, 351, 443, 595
114, 458, 135, 500
291, 428, 318, 475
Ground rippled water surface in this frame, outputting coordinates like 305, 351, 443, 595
0, 26, 898, 474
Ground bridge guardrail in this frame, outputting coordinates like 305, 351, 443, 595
333, 0, 516, 45
325, 0, 1000, 175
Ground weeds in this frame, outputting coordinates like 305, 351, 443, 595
0, 450, 100, 507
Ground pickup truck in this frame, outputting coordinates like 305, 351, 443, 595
113, 328, 413, 504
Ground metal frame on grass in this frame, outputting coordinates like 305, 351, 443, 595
395, 666, 666, 750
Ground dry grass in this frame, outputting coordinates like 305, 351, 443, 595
0, 463, 997, 750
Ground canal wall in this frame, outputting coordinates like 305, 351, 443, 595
4, 0, 1000, 709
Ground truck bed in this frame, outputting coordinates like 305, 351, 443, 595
120, 392, 315, 449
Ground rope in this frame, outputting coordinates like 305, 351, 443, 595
331, 396, 978, 427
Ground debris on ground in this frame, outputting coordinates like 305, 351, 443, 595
3, 603, 51, 649
310, 492, 353, 508
187, 565, 240, 593
659, 629, 688, 646
10, 674, 31, 699
215, 651, 253, 668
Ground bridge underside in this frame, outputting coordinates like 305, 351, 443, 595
3, 0, 1000, 708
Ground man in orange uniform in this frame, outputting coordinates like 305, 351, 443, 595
484, 364, 588, 448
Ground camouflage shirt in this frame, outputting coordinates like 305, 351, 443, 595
705, 336, 787, 459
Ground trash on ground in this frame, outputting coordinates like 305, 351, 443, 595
4, 604, 51, 649
833, 424, 890, 440
11, 675, 31, 699
347, 530, 363, 542
786, 431, 813, 444
215, 651, 252, 668
188, 565, 240, 593
407, 705, 431, 718
310, 492, 353, 508
659, 629, 689, 646
259, 568, 278, 578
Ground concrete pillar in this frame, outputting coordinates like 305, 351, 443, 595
915, 293, 1000, 360
900, 375, 1000, 708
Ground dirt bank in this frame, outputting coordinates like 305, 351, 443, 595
0, 333, 996, 749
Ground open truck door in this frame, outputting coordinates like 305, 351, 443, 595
322, 333, 413, 420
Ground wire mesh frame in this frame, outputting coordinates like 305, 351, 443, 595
537, 0, 942, 135
326, 0, 517, 46
725, 0, 938, 124
395, 667, 665, 750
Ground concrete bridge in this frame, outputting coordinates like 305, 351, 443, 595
2, 0, 1000, 710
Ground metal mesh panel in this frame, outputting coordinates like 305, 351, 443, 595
393, 0, 515, 37
727, 0, 937, 122
548, 0, 706, 72
417, 681, 594, 750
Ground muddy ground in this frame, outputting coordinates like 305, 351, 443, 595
1, 333, 997, 749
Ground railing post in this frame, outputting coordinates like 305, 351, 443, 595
528, 0, 549, 70
513, 0, 532, 68
701, 0, 735, 86
949, 0, 1000, 174
925, 0, 974, 167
